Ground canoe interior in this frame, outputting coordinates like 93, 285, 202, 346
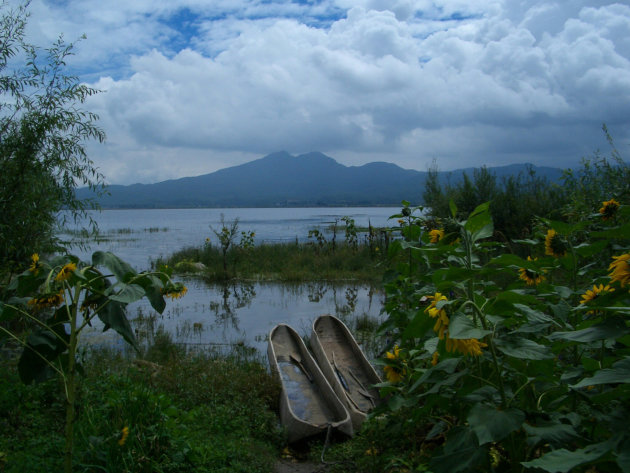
271, 324, 347, 427
313, 315, 381, 414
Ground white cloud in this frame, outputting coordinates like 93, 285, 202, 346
18, 0, 630, 183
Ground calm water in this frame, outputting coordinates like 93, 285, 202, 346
85, 278, 384, 356
60, 208, 396, 354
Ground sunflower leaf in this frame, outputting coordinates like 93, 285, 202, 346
571, 357, 630, 388
467, 404, 525, 445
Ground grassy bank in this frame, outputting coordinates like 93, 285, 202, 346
155, 241, 391, 282
0, 334, 283, 473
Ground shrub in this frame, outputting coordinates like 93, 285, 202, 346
375, 196, 630, 472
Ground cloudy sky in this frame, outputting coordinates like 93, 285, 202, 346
21, 0, 630, 184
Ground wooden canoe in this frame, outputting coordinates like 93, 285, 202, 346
310, 314, 382, 431
268, 323, 352, 443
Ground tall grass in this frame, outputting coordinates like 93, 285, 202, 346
0, 338, 283, 473
156, 241, 389, 282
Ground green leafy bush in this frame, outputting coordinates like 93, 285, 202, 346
0, 251, 185, 472
0, 3, 105, 268
375, 195, 630, 472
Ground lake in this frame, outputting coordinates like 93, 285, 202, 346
59, 208, 398, 354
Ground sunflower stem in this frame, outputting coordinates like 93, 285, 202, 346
63, 283, 82, 473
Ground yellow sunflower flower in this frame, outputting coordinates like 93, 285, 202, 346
425, 292, 448, 311
544, 229, 566, 258
424, 292, 488, 357
608, 254, 630, 287
518, 256, 545, 286
365, 446, 379, 456
425, 293, 449, 339
384, 345, 404, 383
580, 284, 614, 304
55, 262, 76, 282
446, 337, 488, 356
118, 426, 129, 446
27, 291, 64, 310
599, 198, 620, 221
162, 284, 188, 299
429, 228, 445, 243
431, 351, 439, 366
29, 253, 41, 274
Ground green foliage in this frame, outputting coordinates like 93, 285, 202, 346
158, 240, 387, 282
239, 230, 256, 250
0, 367, 65, 472
561, 126, 630, 222
0, 346, 282, 473
0, 3, 105, 269
210, 214, 240, 275
423, 126, 629, 246
342, 216, 358, 251
423, 163, 566, 241
308, 228, 328, 252
375, 192, 630, 472
0, 251, 185, 472
161, 214, 395, 282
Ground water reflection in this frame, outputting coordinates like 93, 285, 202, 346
84, 278, 384, 358
207, 282, 256, 336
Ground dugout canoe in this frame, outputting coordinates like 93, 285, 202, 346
268, 323, 352, 443
310, 314, 382, 431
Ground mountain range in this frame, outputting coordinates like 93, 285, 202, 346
76, 151, 564, 208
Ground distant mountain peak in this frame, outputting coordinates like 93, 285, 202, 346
76, 152, 564, 209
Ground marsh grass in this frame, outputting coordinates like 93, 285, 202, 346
157, 241, 389, 282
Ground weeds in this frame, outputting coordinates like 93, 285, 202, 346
0, 337, 282, 473
158, 241, 388, 282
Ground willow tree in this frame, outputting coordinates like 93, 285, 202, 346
0, 2, 105, 271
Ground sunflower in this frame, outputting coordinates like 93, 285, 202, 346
431, 351, 439, 366
162, 283, 188, 299
608, 254, 630, 287
425, 292, 447, 311
384, 345, 404, 383
29, 253, 41, 274
118, 426, 130, 447
425, 292, 449, 339
55, 262, 77, 282
446, 337, 488, 356
544, 229, 566, 258
27, 291, 64, 310
518, 256, 545, 286
429, 228, 445, 243
424, 292, 487, 357
580, 284, 614, 304
599, 198, 620, 221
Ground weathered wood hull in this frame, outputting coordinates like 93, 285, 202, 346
268, 323, 352, 443
310, 314, 382, 431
